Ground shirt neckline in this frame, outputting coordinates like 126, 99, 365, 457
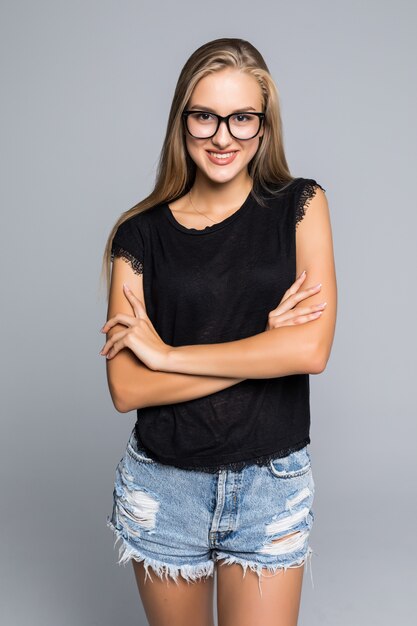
162, 188, 256, 235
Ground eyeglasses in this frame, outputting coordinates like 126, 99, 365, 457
182, 110, 265, 140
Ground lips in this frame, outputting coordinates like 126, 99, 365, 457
205, 150, 238, 166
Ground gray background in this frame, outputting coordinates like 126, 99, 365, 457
1, 1, 416, 624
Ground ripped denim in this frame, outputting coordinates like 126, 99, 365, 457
107, 427, 315, 598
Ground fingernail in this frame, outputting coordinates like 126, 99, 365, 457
299, 270, 306, 278
123, 283, 130, 291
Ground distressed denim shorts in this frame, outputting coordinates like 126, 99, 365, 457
106, 427, 316, 596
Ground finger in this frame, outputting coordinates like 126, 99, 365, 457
290, 310, 324, 325
100, 329, 128, 356
269, 309, 324, 329
296, 303, 327, 316
123, 283, 147, 317
269, 289, 304, 317
292, 270, 307, 289
269, 302, 327, 319
293, 283, 322, 305
275, 272, 308, 310
283, 270, 307, 297
123, 287, 142, 317
282, 282, 322, 310
281, 283, 298, 301
102, 312, 137, 333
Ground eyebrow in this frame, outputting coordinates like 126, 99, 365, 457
188, 105, 257, 113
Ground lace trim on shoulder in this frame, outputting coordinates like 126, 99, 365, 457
295, 181, 326, 228
168, 438, 311, 473
111, 245, 143, 274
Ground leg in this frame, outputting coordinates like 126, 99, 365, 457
132, 559, 216, 626
217, 532, 306, 626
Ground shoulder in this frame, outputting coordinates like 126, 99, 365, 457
293, 177, 327, 228
255, 177, 326, 217
111, 208, 153, 272
292, 177, 326, 198
114, 202, 163, 236
256, 177, 323, 204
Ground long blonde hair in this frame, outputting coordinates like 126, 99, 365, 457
100, 37, 295, 299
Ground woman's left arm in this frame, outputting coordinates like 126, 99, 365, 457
163, 186, 337, 379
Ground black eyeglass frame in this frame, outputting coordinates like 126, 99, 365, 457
182, 110, 265, 140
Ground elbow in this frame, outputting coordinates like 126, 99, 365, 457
109, 383, 141, 413
106, 358, 147, 412
309, 343, 330, 374
113, 397, 132, 414
110, 388, 131, 413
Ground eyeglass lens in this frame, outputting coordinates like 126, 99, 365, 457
186, 112, 261, 139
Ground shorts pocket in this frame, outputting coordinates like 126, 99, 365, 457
268, 445, 311, 479
126, 428, 156, 465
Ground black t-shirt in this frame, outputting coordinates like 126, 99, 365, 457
110, 177, 326, 472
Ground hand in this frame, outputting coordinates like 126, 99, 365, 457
265, 271, 327, 331
100, 284, 171, 371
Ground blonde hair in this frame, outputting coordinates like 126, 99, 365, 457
100, 37, 295, 299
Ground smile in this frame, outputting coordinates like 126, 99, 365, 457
206, 151, 238, 165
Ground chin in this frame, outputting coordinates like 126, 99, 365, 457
203, 168, 241, 184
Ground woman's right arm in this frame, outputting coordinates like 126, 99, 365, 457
105, 257, 244, 413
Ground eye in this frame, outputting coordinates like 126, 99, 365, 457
193, 112, 214, 122
233, 114, 252, 123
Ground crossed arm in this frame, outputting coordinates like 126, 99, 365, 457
105, 187, 337, 412
105, 267, 245, 412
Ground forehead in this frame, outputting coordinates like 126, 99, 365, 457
188, 69, 263, 112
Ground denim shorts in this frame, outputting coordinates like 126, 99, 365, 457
107, 427, 316, 596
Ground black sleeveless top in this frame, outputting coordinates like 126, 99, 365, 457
110, 177, 326, 472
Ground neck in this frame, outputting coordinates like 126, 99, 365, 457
190, 172, 253, 216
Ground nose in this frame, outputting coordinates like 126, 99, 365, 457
211, 119, 233, 146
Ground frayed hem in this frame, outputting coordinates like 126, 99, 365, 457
214, 546, 315, 598
106, 517, 214, 585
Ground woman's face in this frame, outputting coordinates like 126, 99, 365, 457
184, 68, 264, 185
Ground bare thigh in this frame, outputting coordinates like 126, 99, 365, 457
217, 544, 305, 626
132, 560, 215, 626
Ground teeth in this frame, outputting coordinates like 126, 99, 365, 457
209, 151, 236, 159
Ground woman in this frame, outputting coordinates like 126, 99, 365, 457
100, 38, 337, 626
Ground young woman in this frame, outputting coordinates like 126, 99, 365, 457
100, 38, 337, 626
